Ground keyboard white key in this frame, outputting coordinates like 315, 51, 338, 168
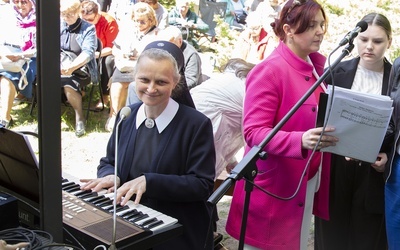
62, 173, 178, 232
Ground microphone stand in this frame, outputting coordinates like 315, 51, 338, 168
208, 43, 355, 250
109, 117, 124, 250
109, 107, 130, 250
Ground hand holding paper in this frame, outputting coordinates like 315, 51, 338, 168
302, 126, 338, 150
319, 86, 393, 163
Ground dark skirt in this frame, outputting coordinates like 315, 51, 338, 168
112, 67, 134, 83
61, 73, 91, 93
0, 58, 37, 98
315, 155, 387, 250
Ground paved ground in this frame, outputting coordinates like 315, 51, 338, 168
214, 181, 315, 250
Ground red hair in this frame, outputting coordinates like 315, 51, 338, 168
272, 0, 327, 41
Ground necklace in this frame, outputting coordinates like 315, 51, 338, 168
145, 118, 155, 128
67, 18, 82, 32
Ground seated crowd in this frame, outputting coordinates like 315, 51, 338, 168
0, 1, 280, 208
0, 0, 282, 134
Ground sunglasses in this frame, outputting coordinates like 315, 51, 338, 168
13, 0, 28, 5
285, 0, 307, 18
134, 19, 148, 25
61, 12, 76, 18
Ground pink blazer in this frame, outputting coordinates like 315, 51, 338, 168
226, 41, 331, 249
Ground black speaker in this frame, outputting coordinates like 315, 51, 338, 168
0, 193, 19, 230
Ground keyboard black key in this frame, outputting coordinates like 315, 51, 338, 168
73, 189, 92, 197
77, 191, 97, 199
137, 217, 157, 227
125, 211, 143, 220
64, 185, 81, 192
62, 182, 76, 189
122, 210, 141, 219
91, 196, 109, 205
110, 205, 130, 214
129, 213, 149, 223
144, 220, 164, 229
118, 208, 137, 217
84, 195, 105, 202
96, 199, 113, 207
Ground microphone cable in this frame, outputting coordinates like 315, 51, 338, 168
0, 227, 85, 250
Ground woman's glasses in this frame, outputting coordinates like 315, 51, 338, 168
13, 0, 28, 5
134, 19, 148, 26
61, 12, 76, 18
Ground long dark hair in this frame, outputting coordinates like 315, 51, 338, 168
361, 13, 392, 41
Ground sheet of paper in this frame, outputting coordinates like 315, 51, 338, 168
320, 86, 393, 163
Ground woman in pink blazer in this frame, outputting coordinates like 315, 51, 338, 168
226, 0, 338, 249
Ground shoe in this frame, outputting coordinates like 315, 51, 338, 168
95, 95, 110, 111
105, 115, 116, 132
94, 99, 109, 111
75, 121, 86, 137
213, 232, 223, 247
13, 96, 30, 105
214, 242, 228, 250
0, 118, 13, 128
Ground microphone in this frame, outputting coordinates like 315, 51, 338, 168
109, 107, 131, 250
339, 21, 368, 46
119, 106, 131, 121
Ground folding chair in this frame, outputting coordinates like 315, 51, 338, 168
29, 77, 37, 116
83, 38, 104, 121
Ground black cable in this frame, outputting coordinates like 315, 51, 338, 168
32, 230, 54, 249
0, 227, 85, 250
0, 227, 37, 250
33, 243, 85, 250
62, 226, 87, 250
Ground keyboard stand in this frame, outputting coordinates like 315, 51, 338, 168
118, 223, 183, 249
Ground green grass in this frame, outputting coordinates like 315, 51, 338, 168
11, 84, 109, 134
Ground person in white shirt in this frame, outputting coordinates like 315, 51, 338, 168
190, 58, 255, 178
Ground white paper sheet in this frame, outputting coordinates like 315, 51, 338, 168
320, 85, 393, 163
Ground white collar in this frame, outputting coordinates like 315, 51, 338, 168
136, 98, 179, 133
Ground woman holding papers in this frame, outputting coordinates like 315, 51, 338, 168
225, 0, 339, 249
314, 13, 392, 250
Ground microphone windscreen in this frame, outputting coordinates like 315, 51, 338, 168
120, 107, 131, 120
357, 21, 368, 32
